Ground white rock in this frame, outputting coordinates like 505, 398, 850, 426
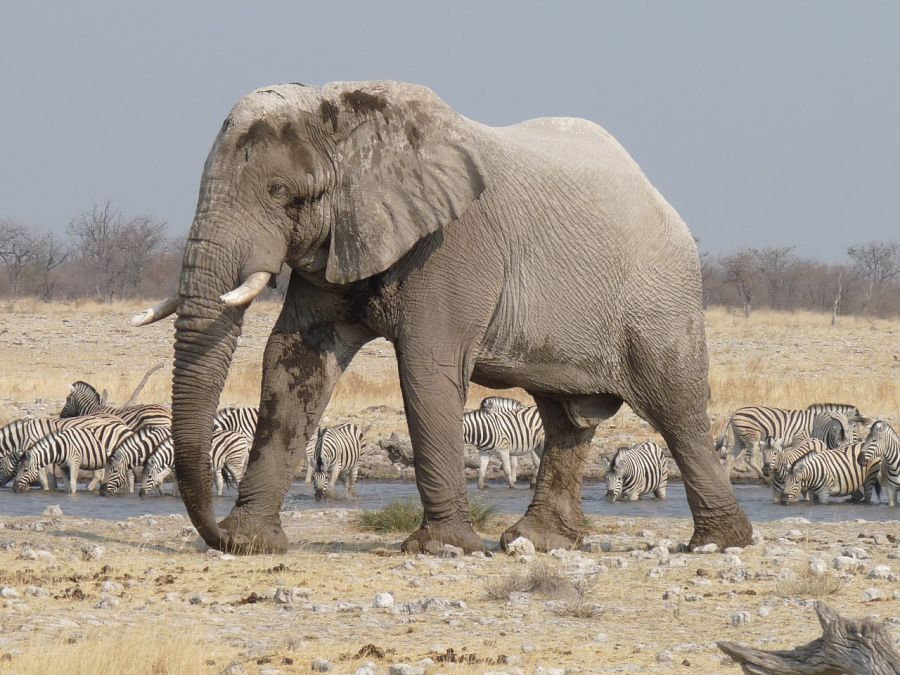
731, 611, 752, 626
833, 556, 866, 573
842, 546, 871, 560
388, 664, 424, 675
373, 592, 395, 609
777, 569, 797, 582
724, 547, 744, 555
354, 667, 376, 675
101, 581, 123, 595
505, 537, 536, 557
0, 587, 18, 598
417, 658, 434, 667
439, 544, 464, 558
42, 505, 63, 517
868, 565, 892, 580
723, 554, 742, 567
864, 587, 886, 602
809, 558, 828, 573
779, 517, 811, 525
758, 606, 772, 617
311, 659, 333, 672
692, 543, 718, 554
594, 633, 608, 643
81, 545, 104, 561
663, 586, 681, 599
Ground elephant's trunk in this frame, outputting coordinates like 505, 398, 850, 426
172, 235, 249, 550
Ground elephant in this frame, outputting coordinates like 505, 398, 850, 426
133, 79, 752, 555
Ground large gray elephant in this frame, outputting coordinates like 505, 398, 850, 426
134, 80, 752, 555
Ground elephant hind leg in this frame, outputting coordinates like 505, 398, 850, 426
500, 394, 613, 552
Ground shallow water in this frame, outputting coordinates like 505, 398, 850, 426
1, 480, 899, 525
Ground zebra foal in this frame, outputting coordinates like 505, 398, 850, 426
463, 406, 544, 489
605, 441, 668, 502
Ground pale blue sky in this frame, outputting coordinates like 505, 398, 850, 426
1, 2, 897, 260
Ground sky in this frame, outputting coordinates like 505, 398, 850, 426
1, 2, 897, 261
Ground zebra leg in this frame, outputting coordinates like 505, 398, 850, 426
68, 460, 80, 495
38, 467, 50, 491
213, 471, 224, 497
477, 453, 490, 490
886, 484, 897, 507
509, 454, 519, 488
86, 469, 104, 492
654, 485, 667, 499
529, 450, 541, 489
498, 451, 513, 489
501, 395, 609, 552
347, 465, 359, 498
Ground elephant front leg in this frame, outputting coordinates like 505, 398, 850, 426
397, 347, 485, 555
501, 395, 602, 552
219, 325, 363, 554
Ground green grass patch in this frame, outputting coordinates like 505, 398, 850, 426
354, 497, 497, 533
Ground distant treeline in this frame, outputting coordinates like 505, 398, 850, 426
2, 203, 898, 319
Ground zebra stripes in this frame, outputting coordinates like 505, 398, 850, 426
763, 437, 827, 502
139, 429, 249, 497
99, 425, 171, 496
605, 441, 668, 502
60, 380, 171, 431
312, 424, 364, 500
213, 407, 258, 444
463, 406, 544, 489
859, 421, 900, 507
14, 421, 133, 494
782, 441, 881, 505
479, 397, 525, 413
806, 403, 869, 424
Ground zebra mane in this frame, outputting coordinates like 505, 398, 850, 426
71, 380, 100, 400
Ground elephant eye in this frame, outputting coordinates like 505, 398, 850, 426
268, 182, 288, 198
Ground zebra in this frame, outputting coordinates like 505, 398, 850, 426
213, 406, 258, 444
716, 406, 838, 474
312, 424, 364, 500
762, 437, 826, 502
479, 396, 524, 413
99, 425, 171, 495
60, 380, 171, 431
139, 429, 249, 497
303, 434, 319, 483
0, 414, 126, 489
858, 421, 900, 507
13, 422, 133, 494
605, 441, 668, 502
463, 406, 544, 489
781, 441, 881, 505
806, 403, 869, 425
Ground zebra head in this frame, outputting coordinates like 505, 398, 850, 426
858, 421, 890, 467
760, 438, 782, 478
12, 453, 38, 493
0, 451, 20, 486
605, 446, 630, 502
99, 456, 128, 496
60, 380, 101, 418
139, 455, 168, 498
780, 460, 810, 505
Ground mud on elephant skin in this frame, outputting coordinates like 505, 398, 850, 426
134, 79, 752, 554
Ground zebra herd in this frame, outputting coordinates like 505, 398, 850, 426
718, 403, 900, 506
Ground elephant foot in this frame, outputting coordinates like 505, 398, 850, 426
401, 520, 486, 555
500, 512, 582, 553
688, 505, 752, 551
217, 509, 289, 555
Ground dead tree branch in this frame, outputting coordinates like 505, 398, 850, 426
124, 363, 165, 406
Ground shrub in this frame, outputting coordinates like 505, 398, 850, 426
354, 497, 497, 533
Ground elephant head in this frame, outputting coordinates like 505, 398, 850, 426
133, 82, 487, 549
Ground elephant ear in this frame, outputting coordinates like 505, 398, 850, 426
325, 83, 488, 284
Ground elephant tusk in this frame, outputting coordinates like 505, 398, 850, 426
220, 271, 271, 307
129, 296, 180, 327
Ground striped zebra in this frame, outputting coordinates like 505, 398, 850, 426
858, 421, 900, 507
60, 380, 171, 431
463, 406, 544, 489
605, 441, 668, 502
762, 437, 826, 503
781, 441, 881, 505
13, 421, 133, 494
303, 434, 319, 483
99, 425, 171, 496
479, 396, 524, 413
213, 406, 258, 444
806, 403, 869, 425
0, 414, 126, 489
139, 429, 249, 497
312, 424, 364, 500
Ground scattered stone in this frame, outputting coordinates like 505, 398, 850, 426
417, 657, 434, 667
273, 587, 311, 605
505, 537, 536, 557
731, 611, 752, 627
842, 546, 871, 560
189, 594, 211, 606
439, 544, 464, 558
692, 543, 718, 554
388, 664, 424, 675
521, 642, 536, 653
779, 517, 811, 525
868, 565, 892, 580
864, 587, 886, 602
662, 586, 681, 600
758, 606, 772, 618
373, 592, 394, 609
96, 594, 119, 609
101, 581, 123, 595
809, 557, 828, 573
777, 569, 797, 583
656, 650, 674, 663
594, 633, 608, 643
24, 585, 49, 598
221, 662, 246, 675
833, 556, 866, 573
311, 659, 333, 672
355, 667, 376, 675
81, 545, 104, 561
0, 587, 18, 598
722, 554, 742, 567
163, 592, 181, 603
724, 547, 743, 555
42, 505, 63, 517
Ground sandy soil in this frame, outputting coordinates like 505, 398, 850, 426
0, 509, 899, 674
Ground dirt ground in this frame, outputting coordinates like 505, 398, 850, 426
0, 510, 899, 674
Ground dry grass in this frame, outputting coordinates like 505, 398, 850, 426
354, 497, 498, 533
775, 570, 846, 599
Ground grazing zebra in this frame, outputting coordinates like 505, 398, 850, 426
60, 380, 171, 431
463, 406, 544, 489
479, 396, 524, 413
762, 437, 826, 502
605, 441, 668, 502
213, 406, 258, 444
139, 429, 249, 497
99, 425, 171, 496
312, 424, 364, 500
781, 441, 881, 505
810, 411, 855, 449
14, 422, 134, 494
858, 421, 900, 507
303, 434, 319, 483
0, 414, 126, 489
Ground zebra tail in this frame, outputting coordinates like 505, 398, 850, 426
714, 420, 733, 454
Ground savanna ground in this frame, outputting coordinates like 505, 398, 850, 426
0, 300, 898, 674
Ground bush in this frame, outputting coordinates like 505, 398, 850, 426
354, 497, 497, 533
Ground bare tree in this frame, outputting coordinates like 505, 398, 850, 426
26, 233, 70, 301
848, 240, 900, 316
0, 220, 37, 297
750, 246, 796, 309
720, 250, 758, 318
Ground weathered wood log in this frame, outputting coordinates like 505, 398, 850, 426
717, 601, 900, 674
124, 362, 164, 407
377, 433, 482, 470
